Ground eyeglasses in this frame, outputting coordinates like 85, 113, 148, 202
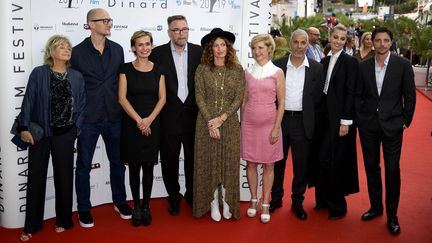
170, 28, 189, 34
91, 18, 113, 25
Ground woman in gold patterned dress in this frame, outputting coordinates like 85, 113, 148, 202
193, 28, 245, 221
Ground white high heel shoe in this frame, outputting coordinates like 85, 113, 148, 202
247, 199, 259, 217
221, 186, 232, 219
210, 190, 221, 222
260, 203, 271, 223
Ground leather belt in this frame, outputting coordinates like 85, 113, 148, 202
284, 110, 302, 116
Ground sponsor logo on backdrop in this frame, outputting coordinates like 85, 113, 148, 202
59, 0, 101, 8
176, 0, 240, 11
200, 27, 212, 32
200, 25, 236, 35
91, 163, 101, 170
141, 25, 163, 32
113, 24, 128, 31
62, 21, 79, 32
62, 21, 79, 26
33, 24, 55, 31
107, 0, 168, 9
73, 162, 100, 170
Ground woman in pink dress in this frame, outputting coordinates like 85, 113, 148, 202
241, 34, 285, 223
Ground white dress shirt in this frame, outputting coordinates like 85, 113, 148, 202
375, 52, 390, 95
325, 50, 352, 126
170, 42, 189, 102
285, 56, 309, 111
324, 49, 343, 94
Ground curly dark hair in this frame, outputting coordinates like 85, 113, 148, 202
200, 37, 240, 70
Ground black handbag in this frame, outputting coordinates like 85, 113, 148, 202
10, 119, 44, 149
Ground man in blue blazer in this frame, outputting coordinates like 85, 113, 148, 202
305, 27, 324, 62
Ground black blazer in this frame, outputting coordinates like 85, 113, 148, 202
355, 54, 416, 137
321, 51, 358, 137
149, 42, 202, 134
321, 51, 360, 195
273, 56, 325, 139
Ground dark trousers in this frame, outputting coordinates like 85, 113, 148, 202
160, 131, 194, 205
359, 117, 403, 217
24, 127, 76, 233
315, 113, 347, 216
128, 162, 155, 207
75, 121, 126, 211
272, 111, 310, 206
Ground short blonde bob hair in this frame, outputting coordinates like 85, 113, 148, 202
44, 35, 72, 67
250, 34, 276, 60
130, 30, 153, 56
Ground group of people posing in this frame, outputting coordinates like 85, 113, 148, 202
15, 7, 416, 242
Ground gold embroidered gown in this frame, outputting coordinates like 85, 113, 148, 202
193, 64, 245, 219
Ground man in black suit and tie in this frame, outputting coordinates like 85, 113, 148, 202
356, 27, 416, 235
149, 15, 202, 215
271, 29, 325, 220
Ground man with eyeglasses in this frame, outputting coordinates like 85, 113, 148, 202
149, 15, 202, 215
71, 8, 132, 228
306, 27, 324, 62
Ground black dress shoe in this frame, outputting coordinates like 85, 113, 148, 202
142, 205, 152, 226
328, 212, 346, 220
131, 206, 143, 227
168, 198, 181, 215
387, 216, 401, 235
291, 204, 307, 220
184, 191, 193, 207
313, 204, 328, 211
269, 200, 283, 213
361, 208, 383, 221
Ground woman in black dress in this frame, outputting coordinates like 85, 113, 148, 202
118, 30, 166, 226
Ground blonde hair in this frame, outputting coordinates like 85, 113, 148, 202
360, 32, 372, 48
44, 35, 72, 67
250, 34, 276, 60
130, 30, 153, 56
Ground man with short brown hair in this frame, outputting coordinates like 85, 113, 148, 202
356, 27, 416, 235
149, 15, 202, 215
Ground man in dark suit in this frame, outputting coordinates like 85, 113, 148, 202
149, 15, 202, 215
356, 27, 416, 235
314, 24, 359, 219
271, 29, 325, 220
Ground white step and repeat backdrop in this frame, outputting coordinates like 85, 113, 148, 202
0, 0, 271, 228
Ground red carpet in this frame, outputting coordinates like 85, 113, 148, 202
1, 90, 431, 243
417, 87, 432, 102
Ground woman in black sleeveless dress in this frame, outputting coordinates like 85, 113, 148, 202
118, 31, 166, 226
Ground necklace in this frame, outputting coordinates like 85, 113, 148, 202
52, 70, 68, 81
215, 67, 225, 113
